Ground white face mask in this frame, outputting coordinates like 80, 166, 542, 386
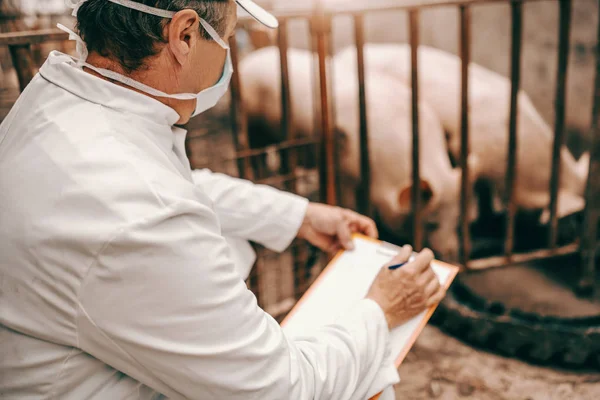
59, 0, 233, 118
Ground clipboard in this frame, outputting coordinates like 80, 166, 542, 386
281, 234, 459, 400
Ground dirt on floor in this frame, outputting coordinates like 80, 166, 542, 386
396, 326, 600, 400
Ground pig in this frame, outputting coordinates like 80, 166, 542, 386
334, 70, 479, 261
239, 46, 477, 261
239, 46, 318, 151
334, 43, 590, 223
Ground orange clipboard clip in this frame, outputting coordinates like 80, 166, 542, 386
281, 233, 459, 400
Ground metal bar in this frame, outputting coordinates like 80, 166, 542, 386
232, 0, 547, 21
578, 2, 600, 294
459, 5, 472, 266
504, 1, 523, 258
353, 13, 371, 217
207, 136, 317, 161
467, 243, 580, 270
548, 0, 571, 248
0, 28, 68, 46
409, 9, 423, 252
276, 18, 297, 193
255, 170, 315, 192
309, 16, 323, 194
228, 34, 253, 180
328, 16, 342, 206
313, 10, 337, 206
8, 44, 35, 92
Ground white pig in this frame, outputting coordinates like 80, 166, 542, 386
239, 46, 318, 150
334, 71, 478, 261
239, 46, 477, 261
335, 43, 590, 223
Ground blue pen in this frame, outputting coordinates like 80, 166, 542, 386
388, 254, 416, 270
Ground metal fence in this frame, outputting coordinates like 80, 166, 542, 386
229, 0, 599, 292
0, 0, 598, 317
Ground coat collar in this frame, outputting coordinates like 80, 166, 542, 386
40, 51, 182, 128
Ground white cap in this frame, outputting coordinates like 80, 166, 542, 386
235, 0, 278, 29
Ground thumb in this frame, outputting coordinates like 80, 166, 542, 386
336, 220, 355, 250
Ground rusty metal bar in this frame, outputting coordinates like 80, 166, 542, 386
309, 20, 323, 160
467, 243, 579, 271
459, 5, 472, 266
353, 13, 371, 217
313, 10, 337, 206
548, 0, 571, 248
504, 1, 523, 258
213, 136, 318, 161
228, 34, 253, 180
233, 0, 547, 21
328, 17, 342, 206
0, 28, 67, 46
8, 44, 36, 92
409, 9, 423, 252
578, 2, 600, 294
276, 18, 297, 193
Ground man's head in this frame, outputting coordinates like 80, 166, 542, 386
74, 0, 272, 123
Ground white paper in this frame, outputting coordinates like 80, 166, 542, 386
283, 237, 454, 362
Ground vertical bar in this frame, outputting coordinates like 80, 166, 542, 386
548, 0, 572, 248
310, 19, 323, 171
409, 9, 423, 252
578, 3, 600, 294
314, 10, 337, 206
504, 1, 523, 258
354, 13, 371, 217
328, 17, 342, 206
459, 6, 472, 266
277, 18, 297, 193
228, 34, 253, 180
8, 44, 35, 92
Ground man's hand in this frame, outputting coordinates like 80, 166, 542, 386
297, 203, 378, 253
366, 246, 446, 329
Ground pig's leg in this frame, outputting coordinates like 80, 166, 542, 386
539, 191, 586, 224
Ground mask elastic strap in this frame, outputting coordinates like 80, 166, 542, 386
198, 19, 229, 49
65, 0, 228, 49
106, 0, 176, 18
65, 0, 85, 17
56, 23, 205, 101
56, 23, 88, 65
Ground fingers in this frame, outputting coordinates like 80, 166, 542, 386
343, 209, 379, 239
335, 217, 355, 250
423, 274, 441, 298
417, 266, 436, 287
426, 286, 447, 307
389, 245, 413, 265
403, 248, 435, 274
354, 214, 378, 238
307, 229, 338, 253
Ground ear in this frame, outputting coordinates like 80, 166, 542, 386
398, 179, 435, 210
166, 9, 200, 67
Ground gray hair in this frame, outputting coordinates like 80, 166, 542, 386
76, 0, 231, 73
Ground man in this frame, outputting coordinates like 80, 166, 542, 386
0, 1, 445, 399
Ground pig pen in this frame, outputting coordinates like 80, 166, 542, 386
230, 0, 600, 368
1, 0, 599, 387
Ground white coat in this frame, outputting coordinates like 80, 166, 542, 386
0, 51, 399, 399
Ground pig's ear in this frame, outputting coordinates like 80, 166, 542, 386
398, 179, 435, 210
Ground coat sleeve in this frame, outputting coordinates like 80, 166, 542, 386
76, 199, 399, 400
191, 168, 309, 252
